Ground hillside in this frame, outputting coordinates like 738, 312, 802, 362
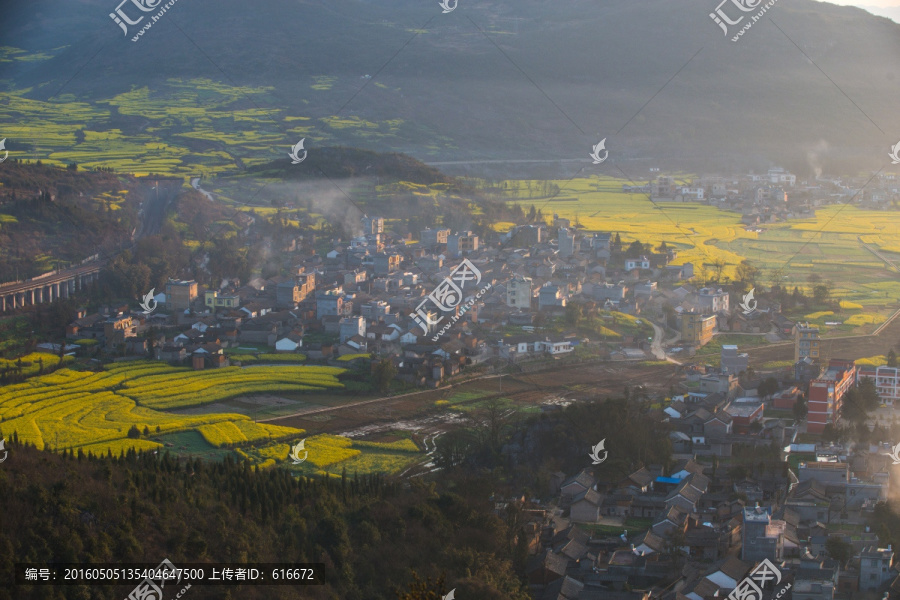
0, 163, 140, 281
0, 441, 529, 600
1, 0, 899, 176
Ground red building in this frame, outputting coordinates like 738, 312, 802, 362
725, 400, 764, 432
807, 359, 857, 434
772, 386, 802, 410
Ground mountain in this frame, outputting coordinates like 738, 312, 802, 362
1, 0, 899, 177
857, 4, 900, 22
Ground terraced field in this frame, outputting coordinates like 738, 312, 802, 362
239, 433, 423, 476
0, 361, 345, 455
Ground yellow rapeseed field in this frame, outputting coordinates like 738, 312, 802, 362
0, 362, 343, 455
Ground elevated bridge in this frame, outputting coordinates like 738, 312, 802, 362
0, 261, 104, 312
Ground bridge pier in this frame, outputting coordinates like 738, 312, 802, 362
0, 264, 102, 313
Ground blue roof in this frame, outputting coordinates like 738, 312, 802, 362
655, 477, 680, 484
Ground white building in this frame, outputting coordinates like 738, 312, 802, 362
858, 366, 900, 406
506, 275, 533, 309
698, 287, 730, 314
625, 256, 650, 272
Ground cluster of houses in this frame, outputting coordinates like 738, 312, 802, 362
630, 169, 900, 226
55, 215, 681, 378
55, 183, 895, 395
509, 431, 897, 600
485, 339, 900, 599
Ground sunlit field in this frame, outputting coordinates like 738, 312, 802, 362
0, 362, 344, 455
0, 76, 413, 176
503, 176, 900, 311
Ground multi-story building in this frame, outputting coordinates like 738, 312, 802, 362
507, 275, 533, 309
204, 290, 240, 312
807, 359, 858, 434
538, 283, 566, 309
857, 366, 900, 407
361, 215, 384, 235
698, 287, 730, 314
361, 301, 390, 321
797, 461, 849, 485
316, 290, 344, 319
581, 232, 612, 259
680, 187, 705, 200
512, 225, 543, 246
420, 228, 450, 247
768, 167, 796, 187
103, 315, 137, 346
742, 505, 785, 562
276, 281, 303, 308
624, 256, 650, 272
339, 316, 366, 343
166, 279, 198, 311
720, 345, 749, 375
343, 269, 367, 288
859, 546, 894, 592
681, 312, 717, 347
276, 271, 316, 308
373, 253, 401, 276
448, 231, 479, 257
795, 322, 821, 363
652, 176, 677, 199
558, 228, 577, 257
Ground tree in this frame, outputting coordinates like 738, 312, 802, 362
711, 259, 726, 282
564, 303, 582, 326
625, 240, 645, 258
793, 396, 808, 421
734, 260, 761, 288
813, 284, 830, 305
758, 377, 779, 399
372, 358, 396, 394
127, 425, 140, 439
663, 528, 687, 571
889, 350, 898, 368
825, 535, 852, 566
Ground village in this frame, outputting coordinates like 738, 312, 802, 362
45, 167, 900, 600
